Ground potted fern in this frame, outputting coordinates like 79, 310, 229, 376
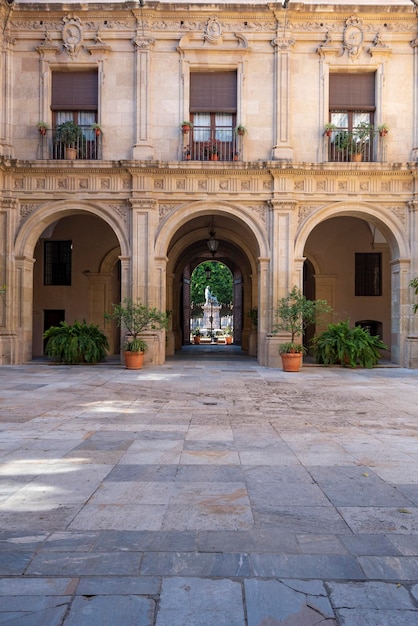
311, 320, 388, 368
43, 320, 109, 364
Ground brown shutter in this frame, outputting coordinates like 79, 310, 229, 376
51, 72, 98, 111
329, 73, 375, 111
190, 71, 237, 112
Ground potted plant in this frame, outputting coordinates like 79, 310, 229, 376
272, 286, 332, 372
106, 298, 168, 370
224, 325, 233, 344
192, 328, 201, 344
91, 123, 102, 137
350, 122, 374, 161
311, 320, 388, 368
205, 139, 219, 160
324, 122, 336, 137
378, 123, 389, 137
55, 120, 83, 159
37, 121, 49, 136
234, 124, 246, 136
43, 320, 109, 364
181, 121, 193, 134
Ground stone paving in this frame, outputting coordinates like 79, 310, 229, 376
0, 345, 418, 625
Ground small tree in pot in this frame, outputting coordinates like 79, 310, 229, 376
106, 298, 168, 369
272, 286, 332, 372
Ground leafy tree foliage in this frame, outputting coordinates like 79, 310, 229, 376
191, 262, 233, 316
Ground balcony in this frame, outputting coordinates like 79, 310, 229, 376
37, 126, 102, 160
182, 127, 242, 162
326, 125, 387, 163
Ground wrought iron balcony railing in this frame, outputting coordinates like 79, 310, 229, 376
182, 128, 242, 162
37, 127, 102, 160
325, 126, 387, 163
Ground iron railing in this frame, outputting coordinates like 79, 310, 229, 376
38, 127, 103, 160
182, 127, 242, 161
326, 126, 387, 163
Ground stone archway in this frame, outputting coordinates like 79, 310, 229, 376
154, 202, 269, 362
14, 201, 129, 363
296, 202, 410, 365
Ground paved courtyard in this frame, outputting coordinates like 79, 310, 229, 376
0, 346, 418, 625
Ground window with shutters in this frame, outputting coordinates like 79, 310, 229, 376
328, 73, 375, 162
51, 70, 100, 160
355, 252, 382, 297
189, 71, 238, 161
44, 241, 72, 286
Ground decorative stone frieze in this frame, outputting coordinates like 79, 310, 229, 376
251, 204, 267, 224
159, 204, 178, 220
298, 205, 319, 226
62, 15, 83, 58
109, 203, 128, 223
20, 204, 40, 219
389, 206, 407, 225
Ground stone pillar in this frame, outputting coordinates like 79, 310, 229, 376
0, 31, 14, 158
405, 199, 418, 366
392, 259, 411, 366
271, 27, 295, 161
132, 35, 155, 160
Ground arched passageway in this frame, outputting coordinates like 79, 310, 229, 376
298, 204, 410, 365
14, 202, 127, 361
156, 204, 267, 359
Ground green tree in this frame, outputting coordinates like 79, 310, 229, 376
191, 262, 233, 315
410, 277, 418, 314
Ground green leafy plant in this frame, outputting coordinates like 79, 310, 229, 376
311, 320, 388, 368
279, 341, 305, 355
55, 120, 83, 147
272, 286, 332, 354
43, 320, 109, 364
248, 307, 258, 329
324, 122, 336, 136
410, 277, 418, 314
106, 298, 168, 353
192, 328, 201, 337
234, 124, 246, 135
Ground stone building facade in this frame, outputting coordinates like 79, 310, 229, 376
1, 0, 418, 367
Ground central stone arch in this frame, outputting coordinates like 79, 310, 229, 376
155, 200, 270, 361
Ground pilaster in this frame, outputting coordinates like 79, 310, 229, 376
132, 35, 155, 160
271, 31, 294, 161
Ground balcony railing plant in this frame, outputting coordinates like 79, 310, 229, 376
38, 125, 102, 160
327, 123, 378, 162
184, 128, 241, 161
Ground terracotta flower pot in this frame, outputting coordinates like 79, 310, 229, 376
124, 350, 144, 370
280, 352, 303, 372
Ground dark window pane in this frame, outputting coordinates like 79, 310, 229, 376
355, 252, 381, 296
44, 241, 72, 286
190, 71, 237, 112
329, 73, 375, 111
51, 71, 98, 111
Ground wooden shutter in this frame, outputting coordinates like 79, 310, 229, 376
190, 71, 237, 113
329, 73, 375, 111
51, 72, 98, 111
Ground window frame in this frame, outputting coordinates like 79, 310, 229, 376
44, 240, 72, 286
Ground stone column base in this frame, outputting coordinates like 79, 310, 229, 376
405, 335, 418, 369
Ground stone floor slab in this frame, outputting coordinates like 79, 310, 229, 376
64, 595, 155, 626
156, 577, 245, 626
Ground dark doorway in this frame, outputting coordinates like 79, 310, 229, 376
43, 309, 65, 354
